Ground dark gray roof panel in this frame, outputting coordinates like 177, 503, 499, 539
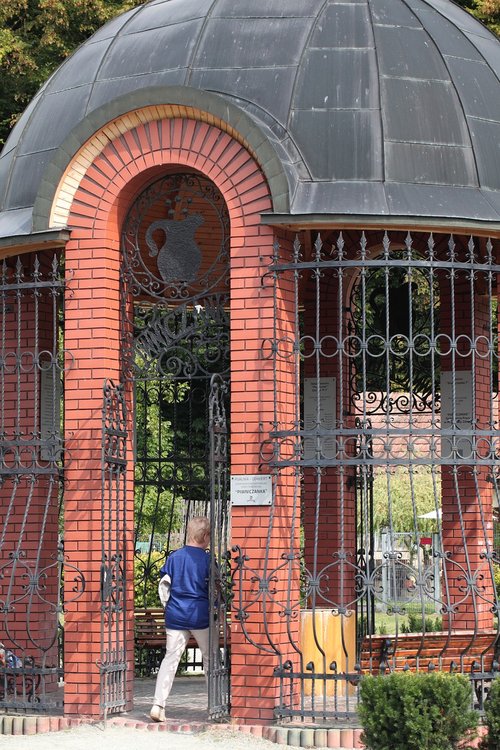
385, 142, 478, 186
0, 208, 32, 237
293, 181, 390, 216
385, 182, 499, 219
122, 0, 209, 31
429, 0, 494, 38
310, 4, 373, 48
43, 41, 113, 93
87, 72, 189, 111
290, 110, 383, 181
189, 68, 297, 129
211, 0, 327, 17
96, 21, 204, 79
467, 118, 500, 191
374, 26, 450, 80
86, 7, 139, 42
410, 3, 484, 60
369, 0, 421, 27
193, 18, 312, 69
471, 35, 500, 78
6, 152, 55, 210
295, 49, 379, 110
381, 78, 471, 145
17, 87, 93, 155
0, 0, 500, 238
445, 57, 500, 121
0, 94, 41, 158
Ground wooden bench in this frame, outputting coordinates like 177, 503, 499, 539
134, 607, 229, 676
359, 630, 500, 676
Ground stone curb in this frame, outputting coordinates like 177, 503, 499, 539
0, 713, 365, 748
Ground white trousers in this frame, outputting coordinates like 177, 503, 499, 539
153, 627, 210, 708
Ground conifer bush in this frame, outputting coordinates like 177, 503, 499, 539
359, 672, 478, 750
481, 678, 500, 750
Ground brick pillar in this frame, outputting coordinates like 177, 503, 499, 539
302, 269, 357, 611
63, 225, 130, 715
439, 266, 495, 630
230, 226, 300, 724
53, 111, 283, 719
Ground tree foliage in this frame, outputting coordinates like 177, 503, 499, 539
456, 0, 500, 36
0, 0, 498, 148
372, 467, 440, 535
0, 0, 143, 145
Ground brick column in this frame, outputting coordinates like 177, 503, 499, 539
63, 229, 126, 716
55, 111, 283, 719
302, 270, 357, 611
439, 266, 495, 630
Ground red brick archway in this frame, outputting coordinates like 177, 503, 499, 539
59, 113, 296, 721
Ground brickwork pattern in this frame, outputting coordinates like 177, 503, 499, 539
58, 110, 285, 722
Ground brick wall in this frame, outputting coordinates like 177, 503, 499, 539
59, 111, 285, 720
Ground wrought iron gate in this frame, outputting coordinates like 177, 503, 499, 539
99, 379, 128, 719
208, 374, 230, 720
0, 253, 85, 712
121, 172, 231, 715
234, 231, 500, 722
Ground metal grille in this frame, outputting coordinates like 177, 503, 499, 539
0, 253, 84, 712
233, 231, 500, 722
120, 173, 231, 715
100, 379, 128, 719
208, 374, 230, 720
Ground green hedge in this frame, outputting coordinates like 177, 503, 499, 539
359, 672, 478, 750
481, 678, 500, 750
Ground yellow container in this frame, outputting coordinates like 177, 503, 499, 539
300, 608, 356, 696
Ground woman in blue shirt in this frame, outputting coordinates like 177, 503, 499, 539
150, 516, 211, 722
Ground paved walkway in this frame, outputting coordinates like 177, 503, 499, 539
127, 675, 209, 724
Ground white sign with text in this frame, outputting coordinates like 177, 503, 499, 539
231, 474, 273, 506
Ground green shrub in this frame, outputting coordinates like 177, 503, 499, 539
401, 612, 443, 633
359, 672, 478, 750
134, 550, 167, 607
481, 678, 500, 750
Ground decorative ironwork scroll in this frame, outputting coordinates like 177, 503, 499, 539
99, 380, 128, 719
120, 173, 231, 717
234, 231, 500, 722
208, 374, 231, 720
0, 253, 84, 712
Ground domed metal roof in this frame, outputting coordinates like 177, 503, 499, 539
1, 0, 500, 239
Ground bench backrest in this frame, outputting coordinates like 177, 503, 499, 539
359, 630, 500, 675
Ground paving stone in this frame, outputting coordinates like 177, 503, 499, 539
2, 716, 13, 735
340, 728, 354, 747
23, 717, 37, 735
263, 726, 278, 743
250, 725, 264, 737
353, 728, 364, 748
301, 728, 316, 747
275, 727, 290, 745
314, 728, 328, 747
11, 717, 24, 735
49, 716, 61, 731
287, 728, 302, 746
327, 728, 341, 748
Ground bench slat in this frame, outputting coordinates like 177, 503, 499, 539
359, 631, 499, 675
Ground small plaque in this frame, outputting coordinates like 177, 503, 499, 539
230, 474, 272, 506
440, 371, 473, 459
40, 367, 61, 461
303, 377, 336, 460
